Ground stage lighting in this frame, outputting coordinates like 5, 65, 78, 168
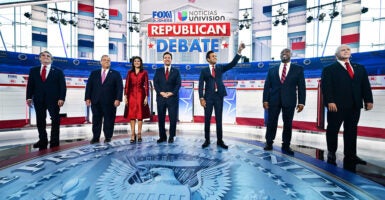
281, 18, 287, 25
318, 13, 326, 21
95, 20, 102, 29
361, 7, 368, 14
24, 12, 32, 19
273, 19, 280, 26
277, 7, 285, 15
306, 16, 313, 23
129, 26, 134, 32
132, 15, 138, 23
330, 11, 339, 19
60, 18, 67, 25
49, 16, 58, 23
102, 23, 109, 29
134, 26, 140, 33
99, 11, 107, 19
239, 24, 244, 30
68, 19, 77, 27
243, 11, 249, 19
245, 22, 250, 29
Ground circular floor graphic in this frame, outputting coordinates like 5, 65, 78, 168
0, 136, 383, 199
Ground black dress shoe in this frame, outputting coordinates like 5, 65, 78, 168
33, 140, 47, 149
217, 141, 228, 149
352, 156, 367, 165
168, 137, 174, 143
202, 140, 210, 148
50, 143, 59, 148
157, 138, 167, 143
263, 144, 273, 151
327, 152, 337, 166
104, 138, 111, 143
281, 147, 294, 155
90, 139, 100, 144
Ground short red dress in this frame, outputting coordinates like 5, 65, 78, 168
124, 70, 150, 120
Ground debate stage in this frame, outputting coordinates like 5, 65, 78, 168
0, 123, 384, 199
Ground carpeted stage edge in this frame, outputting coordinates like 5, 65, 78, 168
0, 116, 384, 139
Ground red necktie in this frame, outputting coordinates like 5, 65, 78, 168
165, 67, 169, 80
281, 63, 287, 83
102, 69, 106, 83
212, 65, 217, 90
41, 65, 47, 82
345, 62, 354, 79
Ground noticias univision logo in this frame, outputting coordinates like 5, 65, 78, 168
177, 11, 188, 21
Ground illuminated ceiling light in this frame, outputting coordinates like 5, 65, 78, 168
281, 18, 287, 25
24, 12, 32, 19
239, 23, 244, 30
243, 11, 249, 19
329, 11, 339, 19
60, 18, 67, 25
306, 16, 313, 23
96, 20, 102, 29
361, 7, 368, 14
273, 19, 280, 26
318, 13, 326, 21
245, 22, 250, 29
132, 15, 138, 23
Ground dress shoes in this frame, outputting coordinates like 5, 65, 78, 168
346, 156, 367, 165
281, 146, 294, 155
50, 143, 60, 149
90, 139, 100, 144
32, 140, 48, 149
263, 144, 273, 151
217, 141, 228, 149
157, 138, 167, 143
202, 140, 210, 148
104, 138, 111, 143
168, 137, 174, 143
327, 152, 337, 166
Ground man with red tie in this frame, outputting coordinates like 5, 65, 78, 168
26, 51, 67, 150
199, 43, 245, 149
262, 48, 306, 155
153, 52, 181, 144
321, 44, 373, 170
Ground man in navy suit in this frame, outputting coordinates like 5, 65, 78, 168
263, 48, 306, 155
153, 52, 181, 144
321, 44, 373, 169
85, 55, 123, 144
26, 51, 67, 150
199, 43, 245, 149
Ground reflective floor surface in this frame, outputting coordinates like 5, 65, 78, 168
0, 123, 384, 199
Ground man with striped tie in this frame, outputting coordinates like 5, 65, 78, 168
262, 48, 306, 155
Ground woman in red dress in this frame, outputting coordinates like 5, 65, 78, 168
124, 56, 150, 143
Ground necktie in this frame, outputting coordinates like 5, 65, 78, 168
281, 63, 287, 83
102, 69, 106, 83
345, 62, 354, 79
212, 65, 217, 90
165, 67, 169, 80
41, 65, 47, 82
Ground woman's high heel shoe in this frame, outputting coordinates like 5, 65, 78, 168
137, 133, 142, 143
130, 134, 136, 144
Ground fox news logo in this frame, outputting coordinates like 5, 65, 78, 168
153, 11, 173, 22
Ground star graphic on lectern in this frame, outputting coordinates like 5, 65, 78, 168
222, 42, 229, 49
148, 42, 155, 49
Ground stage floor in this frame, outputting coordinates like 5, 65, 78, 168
0, 123, 384, 199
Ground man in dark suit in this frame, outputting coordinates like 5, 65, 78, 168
321, 44, 373, 169
263, 48, 306, 155
85, 55, 123, 144
153, 52, 181, 144
199, 43, 245, 149
26, 51, 67, 150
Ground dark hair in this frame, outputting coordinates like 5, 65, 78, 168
163, 52, 172, 59
206, 50, 214, 60
130, 56, 144, 71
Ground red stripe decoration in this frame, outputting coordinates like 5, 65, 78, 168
291, 41, 305, 50
78, 3, 94, 13
341, 33, 360, 44
109, 9, 118, 17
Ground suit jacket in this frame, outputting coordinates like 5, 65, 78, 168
321, 61, 373, 109
263, 63, 306, 107
198, 54, 241, 98
153, 66, 181, 102
85, 69, 123, 104
26, 66, 66, 104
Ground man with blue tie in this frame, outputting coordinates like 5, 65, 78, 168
85, 55, 123, 144
153, 52, 181, 144
262, 48, 306, 155
199, 43, 245, 149
26, 51, 67, 150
